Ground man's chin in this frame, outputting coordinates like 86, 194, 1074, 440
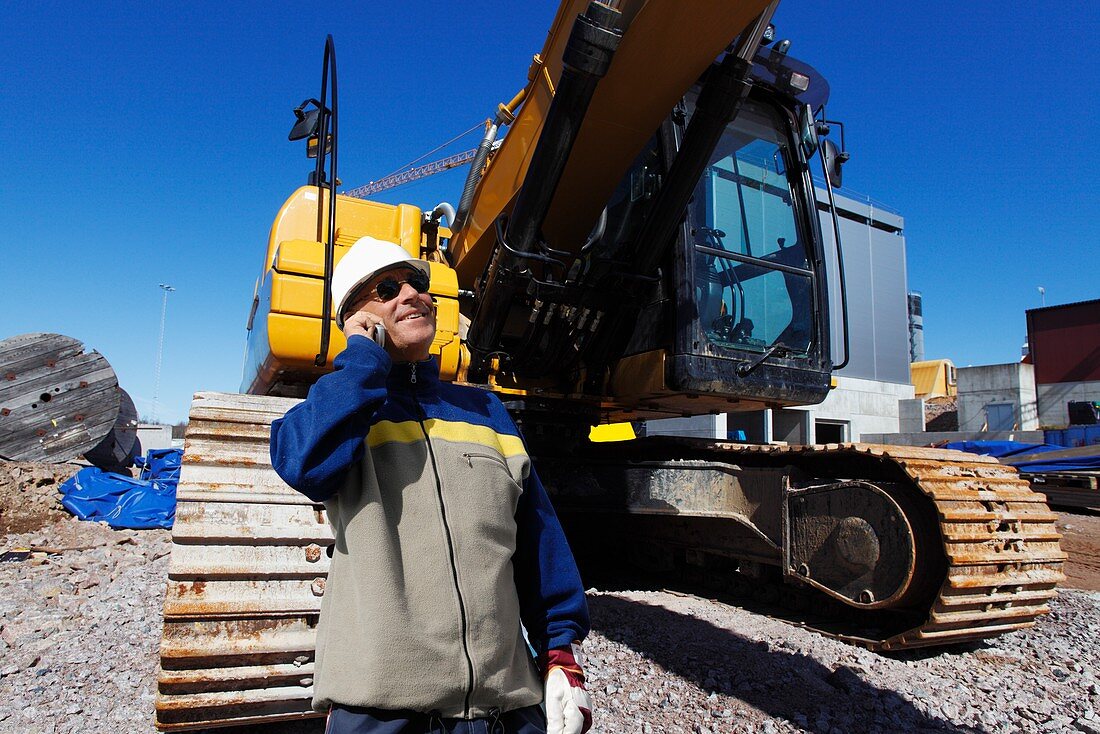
387, 320, 436, 353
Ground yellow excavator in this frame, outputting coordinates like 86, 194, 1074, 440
155, 1, 1066, 729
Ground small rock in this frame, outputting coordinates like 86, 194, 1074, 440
1075, 718, 1100, 734
826, 665, 863, 694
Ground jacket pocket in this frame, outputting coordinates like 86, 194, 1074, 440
457, 451, 523, 517
462, 452, 510, 472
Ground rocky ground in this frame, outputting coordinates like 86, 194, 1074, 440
1, 460, 1098, 734
0, 462, 81, 536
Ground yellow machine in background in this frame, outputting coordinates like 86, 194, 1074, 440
241, 0, 810, 420
911, 358, 958, 399
156, 1, 1065, 729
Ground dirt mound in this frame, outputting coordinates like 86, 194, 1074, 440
0, 460, 82, 535
924, 396, 958, 431
1058, 510, 1100, 592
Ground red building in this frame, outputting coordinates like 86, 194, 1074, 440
1025, 298, 1100, 426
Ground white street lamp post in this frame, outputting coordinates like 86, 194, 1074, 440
153, 284, 176, 424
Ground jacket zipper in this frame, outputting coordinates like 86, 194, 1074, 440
410, 377, 475, 717
462, 452, 509, 471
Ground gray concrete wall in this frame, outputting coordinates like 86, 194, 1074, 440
135, 424, 174, 452
804, 375, 915, 443
644, 414, 728, 439
773, 410, 809, 444
956, 363, 1038, 431
726, 376, 918, 445
861, 430, 1045, 447
899, 398, 926, 433
644, 375, 914, 445
1037, 380, 1100, 427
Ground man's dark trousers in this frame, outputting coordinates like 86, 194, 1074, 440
326, 704, 547, 733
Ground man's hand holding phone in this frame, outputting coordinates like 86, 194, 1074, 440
343, 310, 386, 347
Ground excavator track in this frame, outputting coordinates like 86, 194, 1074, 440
545, 439, 1067, 652
155, 394, 1065, 729
831, 442, 1067, 650
156, 392, 325, 731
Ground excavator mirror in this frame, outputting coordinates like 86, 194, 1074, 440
288, 106, 320, 142
822, 139, 847, 188
797, 103, 818, 159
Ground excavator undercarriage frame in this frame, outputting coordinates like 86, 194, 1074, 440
541, 437, 1066, 649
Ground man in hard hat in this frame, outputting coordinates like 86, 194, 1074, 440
270, 236, 592, 734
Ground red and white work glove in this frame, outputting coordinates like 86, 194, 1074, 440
542, 642, 592, 734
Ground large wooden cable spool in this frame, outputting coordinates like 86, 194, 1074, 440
0, 333, 121, 463
85, 388, 140, 470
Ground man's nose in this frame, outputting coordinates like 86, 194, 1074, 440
397, 281, 422, 302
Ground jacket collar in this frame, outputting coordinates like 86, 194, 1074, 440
386, 356, 440, 393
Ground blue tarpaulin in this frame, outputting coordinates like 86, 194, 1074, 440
60, 448, 182, 529
1009, 453, 1100, 474
135, 447, 182, 485
942, 441, 1100, 474
940, 441, 1063, 459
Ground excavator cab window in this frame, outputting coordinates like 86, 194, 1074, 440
690, 99, 814, 357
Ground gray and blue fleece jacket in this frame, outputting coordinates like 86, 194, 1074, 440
269, 335, 589, 718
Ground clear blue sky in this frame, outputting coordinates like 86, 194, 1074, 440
1, 1, 1096, 424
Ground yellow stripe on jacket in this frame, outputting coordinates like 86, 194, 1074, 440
367, 419, 527, 458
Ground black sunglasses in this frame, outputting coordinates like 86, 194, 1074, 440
365, 268, 431, 303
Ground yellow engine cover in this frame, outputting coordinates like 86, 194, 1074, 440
242, 188, 462, 395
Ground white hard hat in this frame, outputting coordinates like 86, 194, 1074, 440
331, 236, 431, 327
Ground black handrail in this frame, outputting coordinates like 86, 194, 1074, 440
314, 35, 339, 367
819, 136, 849, 371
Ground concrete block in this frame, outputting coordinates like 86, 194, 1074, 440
899, 399, 925, 432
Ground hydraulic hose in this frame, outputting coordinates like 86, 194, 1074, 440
466, 1, 624, 381
454, 87, 526, 233
453, 120, 499, 232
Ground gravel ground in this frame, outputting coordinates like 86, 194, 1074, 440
0, 521, 170, 734
2, 460, 1099, 734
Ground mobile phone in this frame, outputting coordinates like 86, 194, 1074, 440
370, 323, 386, 348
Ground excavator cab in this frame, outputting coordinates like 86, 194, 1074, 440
534, 72, 834, 418
691, 101, 815, 357
672, 90, 829, 403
